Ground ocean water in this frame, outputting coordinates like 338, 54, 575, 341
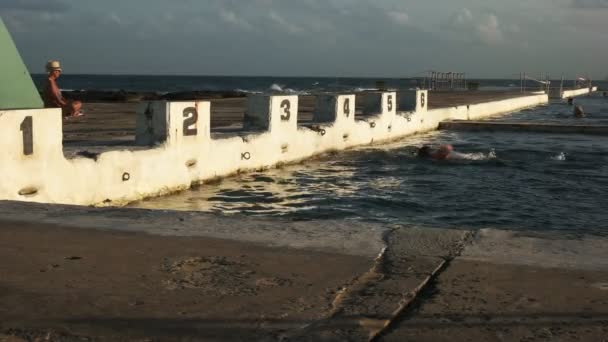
30, 74, 608, 94
132, 100, 608, 236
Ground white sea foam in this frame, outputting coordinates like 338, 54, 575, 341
269, 83, 284, 92
551, 152, 567, 161
268, 83, 309, 95
235, 88, 262, 94
450, 149, 497, 161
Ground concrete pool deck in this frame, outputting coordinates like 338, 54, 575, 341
63, 91, 541, 149
0, 202, 606, 341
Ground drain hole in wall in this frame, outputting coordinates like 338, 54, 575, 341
343, 134, 349, 141
388, 125, 392, 132
122, 172, 131, 182
281, 144, 289, 153
18, 187, 38, 196
186, 159, 197, 168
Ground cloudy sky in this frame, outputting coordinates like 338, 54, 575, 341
2, 0, 607, 78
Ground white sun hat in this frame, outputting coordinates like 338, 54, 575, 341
46, 60, 62, 72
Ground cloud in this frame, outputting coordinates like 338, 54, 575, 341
268, 10, 304, 34
476, 14, 503, 44
219, 9, 253, 31
0, 0, 70, 12
106, 13, 122, 26
571, 0, 608, 7
386, 11, 409, 25
444, 9, 504, 45
453, 8, 473, 24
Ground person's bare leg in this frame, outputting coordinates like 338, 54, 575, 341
70, 101, 83, 117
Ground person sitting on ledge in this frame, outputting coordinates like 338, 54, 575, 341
417, 144, 454, 160
43, 60, 83, 118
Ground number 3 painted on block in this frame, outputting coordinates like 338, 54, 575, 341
280, 100, 291, 121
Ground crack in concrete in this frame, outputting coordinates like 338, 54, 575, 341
280, 227, 473, 341
370, 229, 477, 341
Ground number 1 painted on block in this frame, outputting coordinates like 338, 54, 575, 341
20, 116, 33, 156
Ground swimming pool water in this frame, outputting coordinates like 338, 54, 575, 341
133, 99, 608, 235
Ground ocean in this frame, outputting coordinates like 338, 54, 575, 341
31, 74, 607, 94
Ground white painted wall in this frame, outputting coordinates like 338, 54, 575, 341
551, 87, 597, 99
1, 90, 548, 206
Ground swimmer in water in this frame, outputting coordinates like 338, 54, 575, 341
417, 144, 454, 160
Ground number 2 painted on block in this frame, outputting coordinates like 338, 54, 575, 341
20, 116, 33, 156
183, 107, 198, 136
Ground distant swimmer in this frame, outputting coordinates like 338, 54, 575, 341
417, 144, 454, 160
574, 105, 585, 118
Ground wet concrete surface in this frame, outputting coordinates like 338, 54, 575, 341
1, 202, 607, 341
381, 260, 608, 342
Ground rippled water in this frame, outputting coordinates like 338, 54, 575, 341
133, 98, 608, 235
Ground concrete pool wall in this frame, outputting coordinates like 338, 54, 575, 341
550, 86, 598, 99
1, 90, 551, 206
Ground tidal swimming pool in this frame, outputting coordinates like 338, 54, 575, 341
132, 101, 608, 235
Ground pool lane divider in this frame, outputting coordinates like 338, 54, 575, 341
0, 90, 554, 206
439, 121, 608, 135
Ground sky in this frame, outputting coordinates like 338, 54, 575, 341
2, 0, 607, 78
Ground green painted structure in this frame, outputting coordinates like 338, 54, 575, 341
0, 17, 44, 110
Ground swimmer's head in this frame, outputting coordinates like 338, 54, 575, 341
433, 144, 453, 160
438, 144, 454, 154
